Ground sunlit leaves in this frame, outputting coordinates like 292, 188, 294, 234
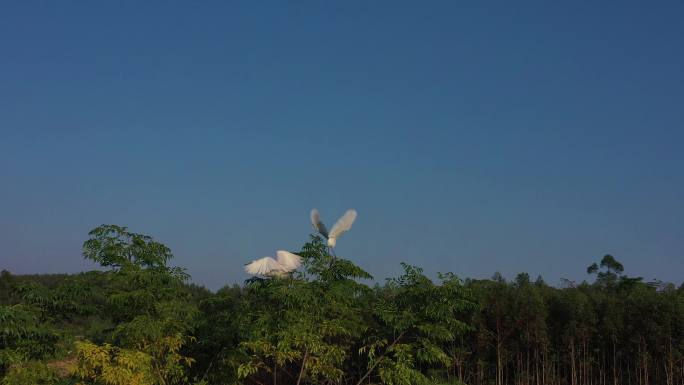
73, 341, 155, 385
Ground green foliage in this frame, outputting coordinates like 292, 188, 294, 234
0, 360, 65, 385
587, 254, 628, 287
0, 304, 59, 374
3, 226, 684, 385
235, 236, 375, 384
0, 271, 13, 306
13, 278, 96, 322
73, 341, 155, 385
67, 225, 197, 385
298, 235, 373, 282
358, 264, 475, 385
83, 225, 175, 270
186, 286, 247, 384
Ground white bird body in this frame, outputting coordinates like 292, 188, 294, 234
310, 209, 357, 248
244, 250, 302, 277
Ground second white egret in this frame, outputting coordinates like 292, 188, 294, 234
310, 209, 357, 248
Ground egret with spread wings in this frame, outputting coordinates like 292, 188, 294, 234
310, 209, 357, 248
244, 250, 302, 278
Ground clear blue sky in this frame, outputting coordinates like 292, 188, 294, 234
1, 1, 682, 290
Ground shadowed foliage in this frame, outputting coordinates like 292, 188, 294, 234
1, 227, 682, 385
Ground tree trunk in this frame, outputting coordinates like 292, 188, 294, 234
572, 339, 577, 385
497, 320, 503, 385
613, 340, 618, 385
273, 360, 277, 385
296, 347, 308, 385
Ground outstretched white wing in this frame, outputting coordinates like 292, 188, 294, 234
328, 209, 357, 240
276, 250, 302, 272
244, 257, 282, 276
310, 208, 329, 238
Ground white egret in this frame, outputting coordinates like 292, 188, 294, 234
244, 250, 302, 277
310, 209, 357, 248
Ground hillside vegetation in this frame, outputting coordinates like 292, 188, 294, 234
1, 225, 682, 385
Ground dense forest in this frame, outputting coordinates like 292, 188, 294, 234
1, 225, 682, 385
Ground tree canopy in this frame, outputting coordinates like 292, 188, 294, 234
1, 226, 682, 385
